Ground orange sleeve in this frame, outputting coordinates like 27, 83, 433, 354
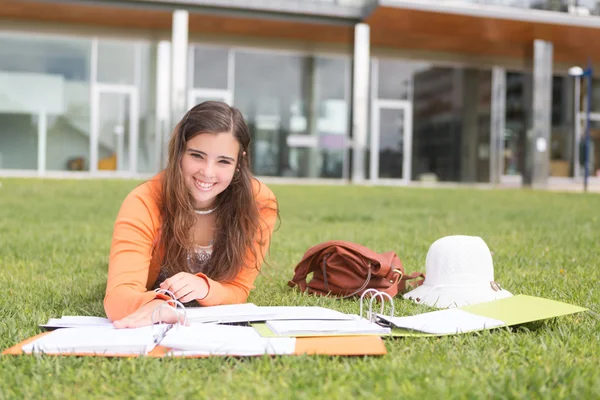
195, 181, 278, 306
103, 179, 165, 321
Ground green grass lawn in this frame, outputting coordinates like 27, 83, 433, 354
0, 178, 599, 399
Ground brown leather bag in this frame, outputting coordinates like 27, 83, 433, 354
288, 241, 425, 298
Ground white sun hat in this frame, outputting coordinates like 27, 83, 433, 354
403, 235, 513, 308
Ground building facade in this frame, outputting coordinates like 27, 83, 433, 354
1, 0, 599, 186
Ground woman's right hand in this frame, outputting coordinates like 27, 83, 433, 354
112, 299, 181, 329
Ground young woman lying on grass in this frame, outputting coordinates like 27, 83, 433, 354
104, 101, 278, 328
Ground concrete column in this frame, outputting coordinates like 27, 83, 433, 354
524, 39, 553, 187
351, 23, 370, 183
156, 40, 171, 169
171, 10, 189, 126
490, 67, 506, 185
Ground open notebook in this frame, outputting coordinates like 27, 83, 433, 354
160, 324, 296, 356
184, 304, 354, 324
40, 304, 356, 329
376, 309, 505, 334
40, 316, 114, 330
22, 325, 164, 355
22, 323, 296, 357
254, 294, 590, 338
266, 319, 391, 336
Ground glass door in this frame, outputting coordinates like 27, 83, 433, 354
188, 89, 232, 109
91, 85, 138, 174
370, 100, 413, 183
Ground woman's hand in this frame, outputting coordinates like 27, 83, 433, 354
159, 272, 209, 303
112, 299, 181, 329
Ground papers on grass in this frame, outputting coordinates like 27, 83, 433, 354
377, 308, 506, 335
266, 319, 391, 336
185, 303, 353, 324
161, 324, 296, 356
22, 325, 163, 355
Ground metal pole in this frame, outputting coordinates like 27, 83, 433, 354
584, 66, 593, 192
573, 75, 581, 178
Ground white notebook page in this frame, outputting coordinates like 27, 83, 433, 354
378, 308, 506, 334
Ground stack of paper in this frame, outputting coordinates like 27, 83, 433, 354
259, 306, 354, 321
41, 316, 114, 330
185, 303, 277, 324
185, 304, 353, 324
22, 325, 165, 355
377, 308, 506, 335
160, 324, 296, 356
266, 319, 391, 336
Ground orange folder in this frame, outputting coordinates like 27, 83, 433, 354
2, 332, 387, 358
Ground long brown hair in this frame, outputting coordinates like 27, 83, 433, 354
158, 101, 276, 281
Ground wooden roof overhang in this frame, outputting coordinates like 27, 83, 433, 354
0, 0, 355, 44
367, 2, 600, 66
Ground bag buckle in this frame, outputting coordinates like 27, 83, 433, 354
390, 268, 403, 284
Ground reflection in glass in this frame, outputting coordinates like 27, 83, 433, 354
192, 46, 229, 90
0, 33, 91, 171
234, 51, 302, 176
315, 57, 349, 178
549, 76, 573, 177
97, 93, 131, 172
412, 67, 492, 182
377, 59, 430, 100
378, 108, 405, 178
136, 43, 156, 174
586, 121, 600, 176
0, 114, 38, 169
234, 51, 349, 178
504, 72, 529, 176
97, 41, 136, 85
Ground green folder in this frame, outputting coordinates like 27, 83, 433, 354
461, 294, 588, 326
252, 295, 589, 338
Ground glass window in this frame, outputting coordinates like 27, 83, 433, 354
504, 72, 530, 176
411, 67, 492, 182
586, 121, 600, 176
0, 114, 38, 170
0, 34, 91, 171
192, 46, 229, 89
234, 50, 349, 178
136, 43, 156, 174
549, 76, 573, 177
315, 57, 350, 178
377, 59, 430, 100
97, 41, 136, 85
590, 77, 600, 113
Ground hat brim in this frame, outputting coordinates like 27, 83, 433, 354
403, 284, 513, 309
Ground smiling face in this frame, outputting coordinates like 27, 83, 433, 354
181, 131, 240, 210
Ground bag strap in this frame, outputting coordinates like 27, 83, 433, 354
398, 271, 426, 292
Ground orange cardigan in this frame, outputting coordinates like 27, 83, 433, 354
104, 174, 278, 321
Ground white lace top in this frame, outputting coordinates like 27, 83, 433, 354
187, 243, 213, 274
